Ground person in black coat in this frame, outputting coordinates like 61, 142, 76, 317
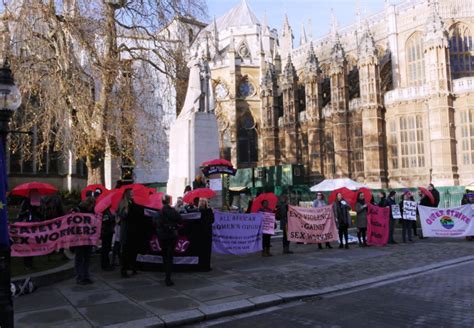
73, 196, 95, 285
153, 194, 182, 286
117, 189, 142, 278
384, 191, 398, 244
198, 198, 214, 271
428, 184, 440, 207
100, 208, 115, 271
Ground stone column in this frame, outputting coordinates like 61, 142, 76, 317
281, 54, 300, 164
304, 44, 324, 182
329, 38, 351, 178
358, 24, 388, 188
423, 2, 458, 186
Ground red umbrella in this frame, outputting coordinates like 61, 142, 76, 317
94, 190, 116, 214
11, 182, 58, 197
328, 187, 357, 208
355, 187, 373, 204
201, 159, 233, 167
137, 192, 165, 210
81, 184, 108, 200
183, 188, 216, 204
110, 184, 148, 212
418, 187, 435, 205
251, 192, 279, 213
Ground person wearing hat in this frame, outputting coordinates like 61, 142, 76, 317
385, 191, 398, 244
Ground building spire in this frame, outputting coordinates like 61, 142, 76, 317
424, 0, 448, 48
212, 16, 219, 53
307, 18, 313, 40
331, 8, 338, 40
262, 11, 270, 35
300, 22, 307, 46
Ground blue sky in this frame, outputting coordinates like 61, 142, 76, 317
206, 0, 401, 42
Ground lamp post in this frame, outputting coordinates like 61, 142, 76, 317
0, 61, 22, 328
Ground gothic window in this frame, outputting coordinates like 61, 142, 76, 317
459, 109, 474, 165
352, 124, 364, 173
389, 120, 398, 169
449, 24, 474, 79
237, 113, 258, 165
406, 33, 425, 87
348, 68, 360, 100
380, 59, 394, 92
399, 115, 425, 168
321, 77, 331, 107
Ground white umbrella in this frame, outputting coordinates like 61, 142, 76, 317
310, 178, 367, 192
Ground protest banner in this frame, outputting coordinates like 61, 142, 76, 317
137, 206, 212, 271
367, 203, 390, 246
287, 205, 338, 244
419, 204, 474, 237
391, 204, 402, 219
402, 201, 417, 220
212, 211, 263, 254
9, 213, 102, 257
262, 212, 275, 235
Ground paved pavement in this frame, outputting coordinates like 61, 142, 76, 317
13, 232, 474, 327
194, 261, 474, 328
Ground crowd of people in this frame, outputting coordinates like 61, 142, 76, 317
13, 178, 474, 288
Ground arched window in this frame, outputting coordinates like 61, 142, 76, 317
237, 113, 258, 165
458, 109, 474, 165
406, 33, 425, 87
449, 23, 474, 78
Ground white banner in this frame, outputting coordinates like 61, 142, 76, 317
402, 201, 417, 221
419, 205, 474, 237
391, 205, 402, 219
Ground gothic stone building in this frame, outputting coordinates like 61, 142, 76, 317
191, 0, 474, 188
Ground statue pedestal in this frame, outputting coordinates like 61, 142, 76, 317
167, 112, 220, 202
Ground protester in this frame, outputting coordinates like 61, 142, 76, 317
378, 191, 387, 207
192, 175, 206, 190
355, 192, 368, 247
461, 191, 474, 241
73, 196, 95, 285
111, 216, 121, 267
399, 192, 414, 243
198, 198, 214, 270
153, 194, 182, 286
312, 192, 332, 249
428, 183, 440, 207
183, 185, 192, 195
117, 189, 140, 278
100, 208, 115, 271
259, 200, 274, 257
385, 191, 398, 244
17, 189, 44, 270
42, 194, 64, 220
276, 195, 293, 254
333, 192, 351, 249
174, 197, 186, 213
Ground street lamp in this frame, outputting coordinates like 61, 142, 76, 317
0, 61, 22, 328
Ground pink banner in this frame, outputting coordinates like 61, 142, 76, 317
367, 204, 390, 246
287, 205, 338, 244
9, 213, 102, 257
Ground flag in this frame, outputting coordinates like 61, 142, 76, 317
0, 140, 9, 248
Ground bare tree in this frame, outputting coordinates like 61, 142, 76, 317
3, 0, 206, 184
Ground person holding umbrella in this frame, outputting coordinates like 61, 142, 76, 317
333, 192, 351, 249
312, 193, 332, 249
